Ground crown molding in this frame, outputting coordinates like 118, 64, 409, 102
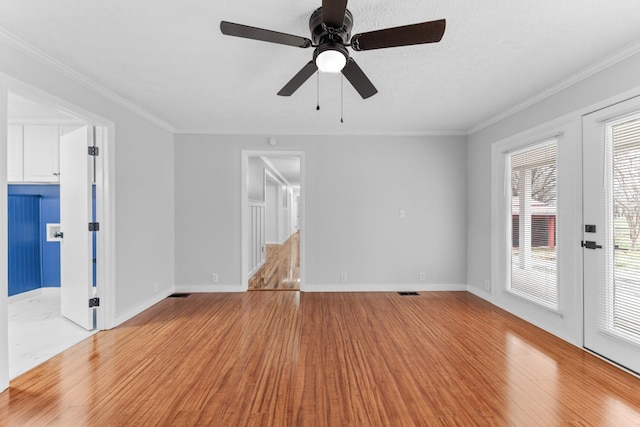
467, 37, 640, 135
174, 128, 468, 137
0, 26, 175, 133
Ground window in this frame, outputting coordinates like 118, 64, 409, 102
508, 140, 558, 309
609, 115, 640, 339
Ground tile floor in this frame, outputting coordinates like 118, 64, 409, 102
8, 290, 96, 379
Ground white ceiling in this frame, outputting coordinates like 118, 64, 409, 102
1, 0, 640, 135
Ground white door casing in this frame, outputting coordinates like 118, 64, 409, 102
241, 151, 305, 291
1, 79, 116, 393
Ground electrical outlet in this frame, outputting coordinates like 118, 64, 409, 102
484, 280, 491, 290
153, 281, 159, 292
212, 273, 219, 283
419, 272, 426, 282
340, 273, 347, 283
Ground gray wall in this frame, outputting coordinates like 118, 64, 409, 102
174, 134, 468, 290
467, 51, 640, 343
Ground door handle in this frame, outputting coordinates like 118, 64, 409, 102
581, 240, 601, 249
54, 231, 64, 238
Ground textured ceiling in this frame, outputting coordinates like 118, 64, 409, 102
1, 0, 640, 134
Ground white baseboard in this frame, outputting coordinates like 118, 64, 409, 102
466, 285, 492, 301
174, 284, 245, 293
248, 260, 265, 279
302, 283, 468, 292
114, 288, 174, 327
489, 297, 578, 346
107, 284, 479, 328
466, 284, 580, 347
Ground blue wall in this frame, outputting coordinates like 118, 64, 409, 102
8, 185, 60, 296
8, 194, 41, 296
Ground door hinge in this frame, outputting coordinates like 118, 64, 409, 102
89, 222, 100, 231
88, 146, 99, 156
89, 297, 100, 308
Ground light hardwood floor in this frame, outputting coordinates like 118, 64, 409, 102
1, 291, 639, 426
249, 231, 299, 290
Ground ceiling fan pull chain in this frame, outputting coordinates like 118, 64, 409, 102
316, 72, 320, 111
340, 74, 344, 123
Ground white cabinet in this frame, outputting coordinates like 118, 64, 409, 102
7, 124, 65, 183
7, 125, 24, 182
23, 125, 60, 182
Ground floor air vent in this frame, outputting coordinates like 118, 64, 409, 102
168, 293, 191, 298
398, 291, 419, 296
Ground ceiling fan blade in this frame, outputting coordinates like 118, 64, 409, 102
341, 58, 377, 99
220, 21, 312, 48
278, 61, 318, 96
351, 19, 446, 51
322, 0, 348, 28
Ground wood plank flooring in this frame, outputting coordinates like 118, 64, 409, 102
1, 291, 640, 426
249, 231, 299, 290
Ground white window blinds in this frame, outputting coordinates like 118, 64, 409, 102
609, 116, 640, 340
509, 141, 558, 309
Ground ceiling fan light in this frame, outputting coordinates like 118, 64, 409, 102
316, 49, 347, 73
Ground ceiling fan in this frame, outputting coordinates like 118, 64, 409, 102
220, 0, 445, 99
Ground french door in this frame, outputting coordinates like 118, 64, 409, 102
583, 97, 640, 373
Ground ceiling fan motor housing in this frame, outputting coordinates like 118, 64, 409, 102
309, 7, 353, 45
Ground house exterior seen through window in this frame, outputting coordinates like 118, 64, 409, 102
508, 140, 558, 309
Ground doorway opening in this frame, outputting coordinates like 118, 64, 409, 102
2, 82, 114, 381
242, 152, 303, 291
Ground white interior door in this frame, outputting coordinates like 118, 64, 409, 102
60, 126, 94, 330
583, 97, 640, 374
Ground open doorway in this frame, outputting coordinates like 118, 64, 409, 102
4, 85, 113, 380
242, 152, 303, 291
